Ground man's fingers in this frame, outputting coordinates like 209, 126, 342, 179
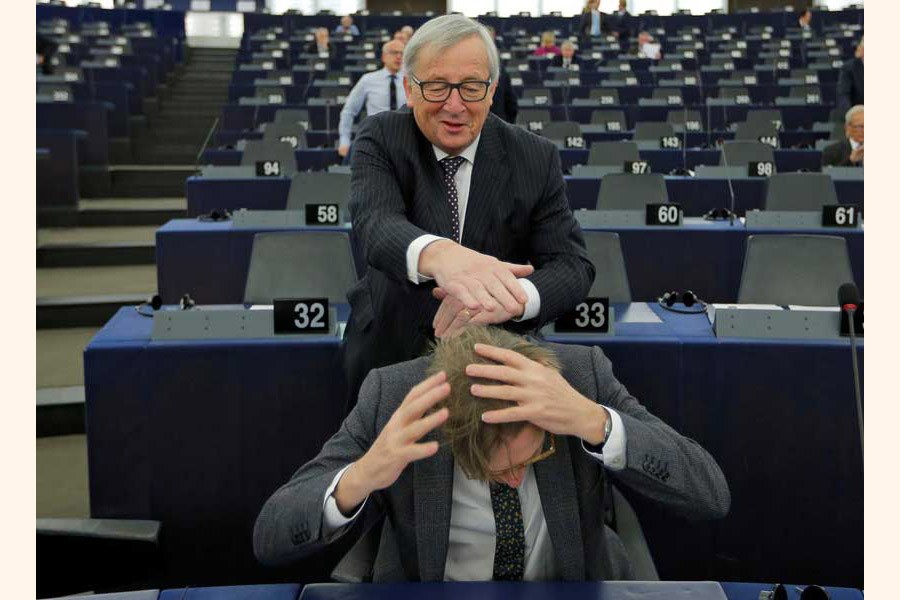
503, 262, 535, 278
405, 440, 441, 462
432, 287, 448, 301
481, 276, 524, 316
481, 407, 530, 424
432, 299, 459, 337
466, 363, 522, 385
473, 343, 534, 369
402, 406, 449, 443
441, 280, 482, 311
495, 268, 530, 306
398, 373, 448, 419
471, 383, 519, 402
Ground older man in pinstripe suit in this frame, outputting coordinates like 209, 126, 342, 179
341, 14, 595, 409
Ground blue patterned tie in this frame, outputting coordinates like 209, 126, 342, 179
439, 156, 466, 242
490, 481, 525, 581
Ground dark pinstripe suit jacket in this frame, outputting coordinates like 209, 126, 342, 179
253, 343, 731, 580
344, 109, 595, 382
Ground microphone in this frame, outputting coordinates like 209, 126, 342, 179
838, 282, 864, 455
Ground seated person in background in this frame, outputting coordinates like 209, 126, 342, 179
394, 25, 415, 44
37, 33, 57, 75
578, 0, 610, 46
338, 40, 406, 158
306, 27, 332, 55
533, 31, 561, 57
797, 8, 813, 32
551, 41, 581, 70
632, 31, 661, 60
822, 105, 863, 167
334, 15, 360, 36
838, 37, 863, 111
253, 326, 731, 581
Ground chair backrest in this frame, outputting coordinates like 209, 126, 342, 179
667, 110, 703, 132
587, 141, 641, 166
763, 172, 838, 211
633, 121, 675, 141
719, 86, 750, 100
744, 109, 784, 130
719, 141, 774, 166
523, 88, 553, 105
243, 231, 358, 304
828, 121, 845, 140
582, 231, 632, 302
589, 88, 620, 103
541, 121, 582, 141
254, 86, 287, 104
651, 87, 684, 103
262, 123, 309, 149
738, 235, 855, 306
272, 109, 311, 130
320, 86, 352, 100
734, 120, 779, 141
515, 109, 551, 125
240, 140, 297, 177
285, 171, 352, 213
790, 84, 822, 98
590, 110, 627, 131
596, 173, 668, 211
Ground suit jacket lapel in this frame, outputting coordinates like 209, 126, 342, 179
414, 436, 453, 581
463, 117, 509, 250
534, 437, 586, 580
413, 120, 456, 240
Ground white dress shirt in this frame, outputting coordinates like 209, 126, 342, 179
338, 68, 406, 147
321, 411, 627, 580
404, 136, 541, 321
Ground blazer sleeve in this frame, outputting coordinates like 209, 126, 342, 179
253, 370, 387, 567
348, 116, 436, 281
588, 346, 731, 520
523, 145, 596, 327
822, 141, 851, 167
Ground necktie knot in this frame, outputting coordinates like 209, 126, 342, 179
439, 155, 466, 178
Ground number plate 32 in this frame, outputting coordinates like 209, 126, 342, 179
274, 298, 330, 334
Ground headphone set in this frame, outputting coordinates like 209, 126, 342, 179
198, 209, 232, 222
135, 293, 195, 317
657, 290, 708, 314
703, 207, 735, 221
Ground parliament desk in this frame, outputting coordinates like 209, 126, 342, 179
201, 149, 342, 172
154, 218, 863, 305
184, 172, 862, 219
558, 149, 823, 174
84, 304, 862, 587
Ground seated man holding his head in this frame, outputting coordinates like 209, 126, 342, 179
254, 327, 731, 581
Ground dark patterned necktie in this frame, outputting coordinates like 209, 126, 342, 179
438, 156, 466, 242
489, 481, 525, 581
389, 74, 397, 110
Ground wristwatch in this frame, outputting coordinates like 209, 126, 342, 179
583, 406, 613, 454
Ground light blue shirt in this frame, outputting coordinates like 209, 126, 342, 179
591, 10, 601, 36
338, 67, 406, 147
333, 24, 360, 36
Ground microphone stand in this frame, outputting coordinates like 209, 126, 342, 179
845, 305, 864, 455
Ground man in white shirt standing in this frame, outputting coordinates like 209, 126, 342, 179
337, 39, 406, 158
253, 326, 731, 581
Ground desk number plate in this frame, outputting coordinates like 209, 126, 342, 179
274, 298, 330, 334
748, 161, 774, 177
625, 160, 649, 174
822, 204, 859, 227
646, 203, 682, 226
256, 160, 282, 177
555, 298, 610, 333
306, 203, 340, 225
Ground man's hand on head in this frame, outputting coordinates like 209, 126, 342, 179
850, 145, 863, 164
432, 287, 523, 339
333, 371, 450, 514
467, 344, 609, 445
418, 240, 534, 316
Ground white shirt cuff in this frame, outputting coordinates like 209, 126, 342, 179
322, 464, 368, 539
581, 407, 627, 471
511, 277, 541, 321
407, 234, 446, 284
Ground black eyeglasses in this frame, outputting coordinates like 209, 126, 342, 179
409, 74, 492, 103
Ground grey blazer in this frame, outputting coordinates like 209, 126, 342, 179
341, 110, 595, 404
254, 343, 731, 581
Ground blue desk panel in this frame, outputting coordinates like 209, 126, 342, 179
36, 101, 110, 165
155, 219, 862, 305
559, 149, 823, 174
37, 129, 83, 208
85, 305, 862, 587
160, 584, 301, 600
201, 149, 342, 172
564, 177, 864, 214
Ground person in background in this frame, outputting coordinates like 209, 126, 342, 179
610, 0, 631, 45
338, 40, 406, 159
797, 7, 813, 31
334, 15, 360, 36
632, 30, 660, 59
551, 41, 581, 70
37, 33, 57, 75
838, 37, 863, 111
822, 105, 863, 167
578, 0, 609, 46
306, 27, 332, 55
533, 31, 561, 57
486, 26, 518, 124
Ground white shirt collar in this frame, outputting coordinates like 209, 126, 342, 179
849, 138, 861, 150
432, 132, 481, 166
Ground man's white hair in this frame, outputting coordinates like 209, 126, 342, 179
845, 104, 864, 124
402, 14, 499, 83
